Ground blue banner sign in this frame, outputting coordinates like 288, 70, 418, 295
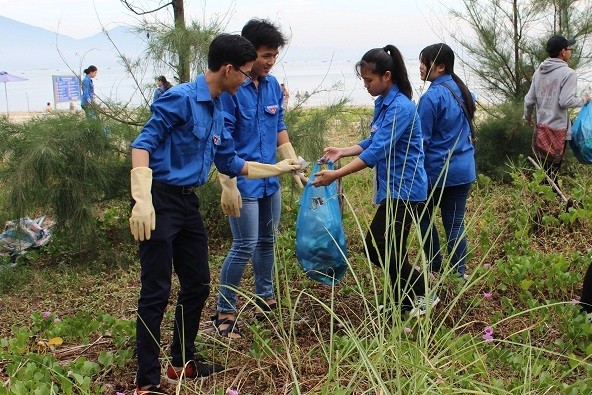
52, 75, 81, 103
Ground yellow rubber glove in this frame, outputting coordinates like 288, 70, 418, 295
129, 167, 156, 241
277, 142, 305, 188
219, 173, 242, 217
246, 159, 301, 179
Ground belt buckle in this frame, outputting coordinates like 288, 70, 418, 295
181, 186, 194, 194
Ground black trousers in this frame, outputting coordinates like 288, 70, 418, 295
365, 199, 425, 308
135, 187, 210, 387
581, 261, 592, 314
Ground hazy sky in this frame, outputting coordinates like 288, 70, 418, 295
0, 0, 462, 56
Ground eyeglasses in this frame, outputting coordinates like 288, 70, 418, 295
565, 48, 574, 52
234, 67, 250, 80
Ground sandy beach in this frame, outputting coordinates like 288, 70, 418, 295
3, 110, 73, 123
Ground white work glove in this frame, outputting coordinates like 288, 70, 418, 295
277, 142, 305, 188
129, 167, 156, 241
246, 159, 301, 179
219, 173, 242, 217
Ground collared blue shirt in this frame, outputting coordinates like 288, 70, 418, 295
221, 74, 286, 198
418, 74, 476, 187
81, 75, 94, 107
358, 85, 427, 204
131, 74, 245, 186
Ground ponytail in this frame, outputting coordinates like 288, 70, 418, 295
356, 45, 413, 99
84, 65, 97, 75
451, 73, 475, 120
383, 45, 412, 100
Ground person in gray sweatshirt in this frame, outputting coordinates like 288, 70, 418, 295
524, 34, 590, 178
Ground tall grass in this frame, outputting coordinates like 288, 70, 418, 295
1, 107, 591, 394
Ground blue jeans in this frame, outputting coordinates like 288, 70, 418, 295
419, 183, 472, 276
216, 190, 281, 313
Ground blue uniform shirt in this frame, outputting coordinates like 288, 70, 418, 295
221, 74, 286, 198
358, 85, 427, 204
153, 86, 165, 102
81, 75, 94, 107
418, 74, 476, 187
131, 74, 245, 186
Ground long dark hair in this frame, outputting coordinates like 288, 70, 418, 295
355, 45, 412, 99
419, 43, 475, 120
156, 75, 172, 91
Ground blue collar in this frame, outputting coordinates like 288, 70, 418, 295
194, 74, 214, 102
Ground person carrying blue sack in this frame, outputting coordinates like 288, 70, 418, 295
524, 34, 590, 181
313, 45, 438, 318
128, 34, 301, 395
417, 43, 476, 280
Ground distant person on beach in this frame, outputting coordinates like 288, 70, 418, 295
153, 75, 172, 103
417, 43, 476, 280
280, 83, 289, 109
524, 35, 590, 181
212, 19, 306, 339
45, 102, 52, 112
81, 65, 98, 119
313, 45, 438, 318
129, 34, 300, 394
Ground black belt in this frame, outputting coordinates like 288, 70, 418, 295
152, 181, 197, 195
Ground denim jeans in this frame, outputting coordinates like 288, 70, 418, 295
365, 199, 425, 309
419, 183, 472, 275
216, 190, 281, 313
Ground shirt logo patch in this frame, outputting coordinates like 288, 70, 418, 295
265, 105, 278, 114
212, 134, 220, 145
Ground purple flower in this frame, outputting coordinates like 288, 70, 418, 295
571, 299, 580, 305
483, 292, 492, 299
484, 326, 494, 335
483, 263, 492, 269
116, 393, 125, 395
404, 327, 412, 333
42, 311, 51, 319
53, 317, 61, 323
482, 333, 494, 343
227, 389, 239, 395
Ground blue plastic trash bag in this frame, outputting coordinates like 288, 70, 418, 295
570, 103, 592, 164
296, 162, 348, 285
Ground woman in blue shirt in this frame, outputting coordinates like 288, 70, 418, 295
152, 75, 172, 103
313, 45, 437, 318
417, 43, 476, 279
81, 65, 97, 119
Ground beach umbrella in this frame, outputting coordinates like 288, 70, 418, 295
0, 71, 28, 115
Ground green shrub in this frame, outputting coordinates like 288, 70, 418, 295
475, 101, 533, 181
0, 113, 136, 248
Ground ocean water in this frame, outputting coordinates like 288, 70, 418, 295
2, 59, 433, 113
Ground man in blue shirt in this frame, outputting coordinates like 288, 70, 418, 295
129, 34, 301, 395
212, 19, 305, 338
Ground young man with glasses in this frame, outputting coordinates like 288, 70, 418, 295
524, 34, 591, 179
129, 34, 301, 395
213, 19, 306, 338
